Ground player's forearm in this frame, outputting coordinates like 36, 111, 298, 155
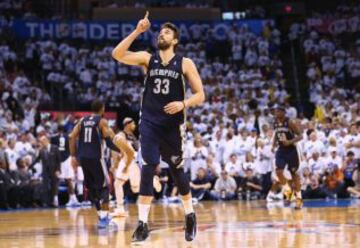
69, 138, 76, 156
184, 91, 205, 108
289, 135, 302, 145
125, 152, 135, 167
112, 30, 141, 60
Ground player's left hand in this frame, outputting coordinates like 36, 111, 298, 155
164, 101, 185, 115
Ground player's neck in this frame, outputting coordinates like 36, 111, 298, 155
159, 49, 175, 63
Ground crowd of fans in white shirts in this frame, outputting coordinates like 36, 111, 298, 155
0, 8, 359, 209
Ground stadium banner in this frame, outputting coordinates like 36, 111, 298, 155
9, 19, 272, 41
306, 16, 360, 35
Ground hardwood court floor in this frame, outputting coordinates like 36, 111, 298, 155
1, 200, 360, 248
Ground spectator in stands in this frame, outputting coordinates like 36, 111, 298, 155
342, 151, 358, 188
190, 167, 212, 201
210, 170, 237, 201
225, 153, 243, 186
323, 162, 345, 199
31, 135, 61, 207
238, 168, 262, 200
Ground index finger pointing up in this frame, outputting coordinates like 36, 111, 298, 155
144, 11, 149, 19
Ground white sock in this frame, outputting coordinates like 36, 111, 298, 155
138, 204, 151, 223
77, 182, 84, 195
98, 210, 108, 219
181, 198, 194, 215
295, 191, 302, 199
70, 194, 77, 201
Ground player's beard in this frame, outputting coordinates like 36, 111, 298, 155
157, 39, 171, 50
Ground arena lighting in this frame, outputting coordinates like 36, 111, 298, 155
222, 11, 246, 20
284, 5, 293, 13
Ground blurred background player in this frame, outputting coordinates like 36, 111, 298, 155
267, 106, 303, 209
69, 100, 121, 228
111, 117, 136, 217
112, 11, 205, 242
111, 117, 161, 217
51, 125, 82, 207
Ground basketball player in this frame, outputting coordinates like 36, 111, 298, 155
51, 125, 82, 207
111, 117, 162, 217
267, 106, 303, 209
112, 11, 205, 242
111, 117, 137, 217
69, 100, 123, 228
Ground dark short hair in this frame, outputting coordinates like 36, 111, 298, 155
91, 100, 104, 113
58, 125, 65, 132
347, 151, 355, 157
161, 22, 179, 48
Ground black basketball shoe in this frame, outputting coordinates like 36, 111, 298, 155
132, 221, 149, 243
185, 212, 197, 242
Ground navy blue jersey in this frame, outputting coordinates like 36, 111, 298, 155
141, 53, 185, 126
274, 118, 296, 149
51, 133, 69, 162
78, 115, 104, 159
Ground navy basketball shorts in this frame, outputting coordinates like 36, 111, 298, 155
79, 157, 110, 190
139, 119, 184, 167
275, 148, 300, 173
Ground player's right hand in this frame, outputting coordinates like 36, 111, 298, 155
136, 11, 151, 34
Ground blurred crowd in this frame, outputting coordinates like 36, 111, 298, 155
0, 3, 360, 210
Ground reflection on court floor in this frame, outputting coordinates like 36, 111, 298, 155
0, 200, 359, 248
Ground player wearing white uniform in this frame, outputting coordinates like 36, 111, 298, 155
111, 118, 161, 217
110, 118, 137, 217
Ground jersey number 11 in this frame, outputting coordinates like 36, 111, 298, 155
84, 127, 92, 143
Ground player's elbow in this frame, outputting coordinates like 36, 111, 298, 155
111, 48, 123, 61
198, 91, 205, 104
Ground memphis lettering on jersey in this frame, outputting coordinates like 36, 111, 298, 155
149, 68, 179, 79
276, 127, 290, 132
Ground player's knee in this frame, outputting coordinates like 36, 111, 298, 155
171, 167, 190, 196
139, 164, 156, 196
131, 186, 140, 194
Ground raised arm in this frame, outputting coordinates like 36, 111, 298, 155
111, 11, 151, 68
